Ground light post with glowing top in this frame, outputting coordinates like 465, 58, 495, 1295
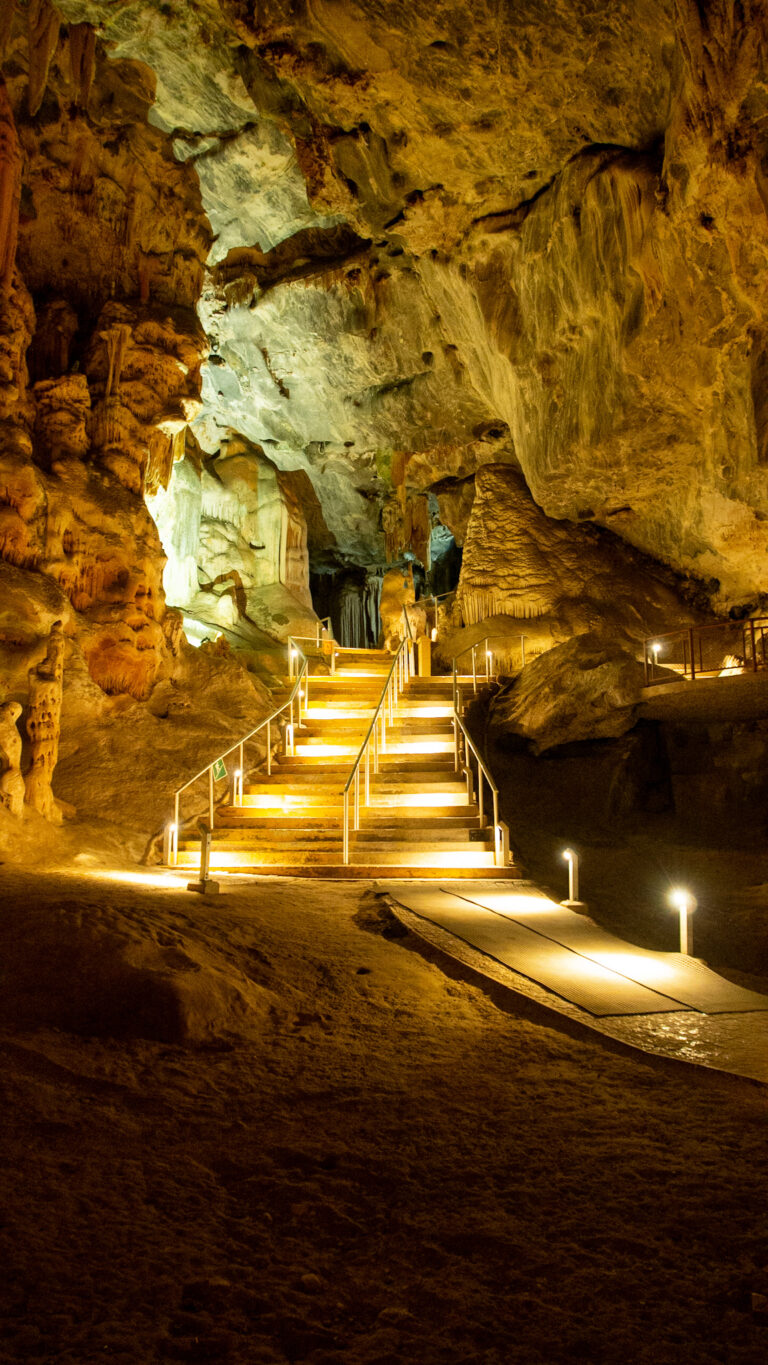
670, 888, 696, 955
561, 847, 586, 911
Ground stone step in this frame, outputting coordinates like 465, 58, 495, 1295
175, 860, 523, 879
183, 823, 490, 844
180, 838, 493, 857
215, 810, 482, 829
243, 775, 467, 792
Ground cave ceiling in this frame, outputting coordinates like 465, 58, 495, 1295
6, 0, 768, 604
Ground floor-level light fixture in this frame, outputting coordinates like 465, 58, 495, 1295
561, 847, 587, 911
670, 887, 696, 954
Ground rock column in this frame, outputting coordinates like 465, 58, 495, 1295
0, 700, 24, 817
24, 620, 65, 823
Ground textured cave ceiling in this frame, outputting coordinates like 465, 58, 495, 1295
3, 0, 768, 667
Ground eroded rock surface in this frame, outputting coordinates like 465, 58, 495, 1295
490, 632, 649, 754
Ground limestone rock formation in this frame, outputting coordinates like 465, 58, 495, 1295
2, 0, 768, 858
490, 632, 649, 754
24, 620, 66, 821
457, 465, 697, 646
0, 698, 24, 816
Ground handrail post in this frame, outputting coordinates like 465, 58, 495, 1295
365, 747, 370, 805
209, 765, 214, 829
472, 645, 477, 694
354, 768, 360, 831
493, 791, 499, 865
343, 789, 349, 864
478, 761, 484, 824
453, 714, 459, 772
644, 639, 649, 686
689, 627, 696, 680
751, 618, 757, 672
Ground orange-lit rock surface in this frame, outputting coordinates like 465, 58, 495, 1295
2, 0, 768, 840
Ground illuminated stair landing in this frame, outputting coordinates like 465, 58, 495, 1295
176, 647, 523, 879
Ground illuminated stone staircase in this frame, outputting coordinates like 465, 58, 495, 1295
176, 646, 523, 879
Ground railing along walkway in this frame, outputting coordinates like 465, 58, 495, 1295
643, 618, 768, 685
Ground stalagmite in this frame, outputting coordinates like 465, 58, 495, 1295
24, 620, 66, 823
0, 699, 24, 818
26, 0, 60, 117
0, 80, 21, 298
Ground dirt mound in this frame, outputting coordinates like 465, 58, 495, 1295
0, 882, 277, 1044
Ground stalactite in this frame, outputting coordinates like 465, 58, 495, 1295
144, 429, 174, 496
68, 22, 96, 110
365, 572, 384, 645
0, 81, 22, 298
27, 0, 61, 117
102, 323, 132, 398
339, 583, 368, 649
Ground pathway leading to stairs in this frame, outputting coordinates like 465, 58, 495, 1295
382, 881, 768, 1084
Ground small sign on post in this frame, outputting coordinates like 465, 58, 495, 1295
211, 757, 227, 781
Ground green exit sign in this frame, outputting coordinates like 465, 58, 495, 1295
212, 758, 227, 781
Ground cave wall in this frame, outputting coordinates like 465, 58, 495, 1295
3, 0, 768, 723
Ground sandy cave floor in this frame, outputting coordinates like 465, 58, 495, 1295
1, 869, 768, 1364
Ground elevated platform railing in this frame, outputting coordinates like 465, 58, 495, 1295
643, 618, 768, 685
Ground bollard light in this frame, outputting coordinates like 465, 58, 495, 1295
562, 847, 579, 904
670, 887, 696, 955
163, 821, 178, 867
431, 627, 437, 642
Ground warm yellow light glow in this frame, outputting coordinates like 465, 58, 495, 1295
652, 642, 661, 657
296, 744, 357, 757
388, 740, 452, 754
596, 952, 676, 983
82, 868, 192, 890
670, 887, 696, 914
431, 628, 438, 642
562, 848, 573, 861
477, 893, 557, 915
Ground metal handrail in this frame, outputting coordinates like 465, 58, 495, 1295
164, 637, 310, 865
643, 618, 768, 685
341, 608, 413, 864
451, 634, 521, 868
452, 632, 527, 703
